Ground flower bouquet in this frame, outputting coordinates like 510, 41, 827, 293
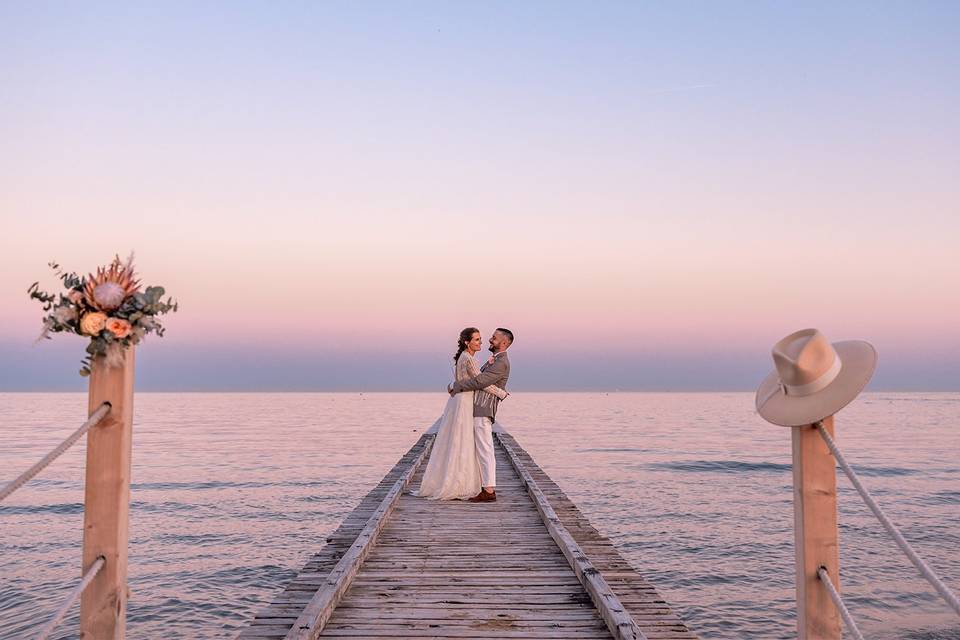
28, 254, 178, 376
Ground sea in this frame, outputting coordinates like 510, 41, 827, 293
1, 392, 958, 639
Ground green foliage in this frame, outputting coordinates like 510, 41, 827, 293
28, 259, 178, 376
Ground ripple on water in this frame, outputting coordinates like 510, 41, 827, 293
0, 502, 84, 515
1, 392, 958, 640
646, 459, 792, 473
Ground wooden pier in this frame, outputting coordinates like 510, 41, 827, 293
13, 337, 957, 639
240, 429, 696, 639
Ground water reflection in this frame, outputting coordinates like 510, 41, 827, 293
0, 392, 957, 639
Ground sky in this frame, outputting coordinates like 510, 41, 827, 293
1, 2, 958, 391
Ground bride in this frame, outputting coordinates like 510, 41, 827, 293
415, 328, 509, 500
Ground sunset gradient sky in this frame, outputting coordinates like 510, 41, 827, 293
2, 2, 958, 390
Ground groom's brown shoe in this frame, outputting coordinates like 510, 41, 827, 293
468, 489, 496, 503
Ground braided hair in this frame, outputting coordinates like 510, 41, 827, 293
454, 327, 480, 363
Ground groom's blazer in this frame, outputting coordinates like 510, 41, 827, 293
451, 351, 510, 420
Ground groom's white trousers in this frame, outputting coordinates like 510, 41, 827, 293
474, 417, 496, 488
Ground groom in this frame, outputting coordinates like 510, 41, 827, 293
448, 327, 513, 503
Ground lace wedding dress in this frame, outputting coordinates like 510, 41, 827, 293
415, 352, 508, 500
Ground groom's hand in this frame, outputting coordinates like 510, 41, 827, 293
447, 383, 455, 396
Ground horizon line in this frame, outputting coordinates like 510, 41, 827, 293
1, 389, 956, 394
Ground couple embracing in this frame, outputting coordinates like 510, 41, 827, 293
416, 327, 514, 503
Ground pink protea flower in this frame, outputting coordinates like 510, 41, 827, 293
84, 255, 140, 311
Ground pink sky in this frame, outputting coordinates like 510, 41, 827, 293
2, 3, 958, 389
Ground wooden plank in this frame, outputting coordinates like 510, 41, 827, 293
283, 437, 434, 640
497, 434, 646, 640
497, 434, 696, 639
242, 429, 696, 640
322, 629, 610, 636
314, 437, 612, 639
238, 438, 436, 637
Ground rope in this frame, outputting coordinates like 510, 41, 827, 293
816, 421, 960, 617
35, 555, 105, 640
0, 403, 111, 503
816, 566, 864, 640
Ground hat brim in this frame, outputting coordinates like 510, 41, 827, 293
755, 340, 877, 427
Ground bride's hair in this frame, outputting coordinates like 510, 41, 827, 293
454, 327, 480, 363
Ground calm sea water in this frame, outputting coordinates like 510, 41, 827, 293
1, 392, 958, 639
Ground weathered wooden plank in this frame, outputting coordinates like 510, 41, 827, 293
311, 437, 611, 638
497, 434, 646, 640
318, 631, 609, 638
242, 429, 696, 640
330, 609, 602, 620
283, 437, 434, 640
239, 436, 433, 639
497, 433, 697, 639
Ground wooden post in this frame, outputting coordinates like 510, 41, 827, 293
792, 415, 841, 639
81, 347, 135, 639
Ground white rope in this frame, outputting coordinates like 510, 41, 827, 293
0, 403, 111, 503
817, 566, 865, 640
35, 555, 105, 640
816, 421, 960, 617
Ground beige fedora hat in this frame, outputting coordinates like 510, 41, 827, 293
756, 328, 877, 427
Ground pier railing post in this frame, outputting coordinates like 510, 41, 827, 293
80, 347, 135, 639
791, 414, 842, 639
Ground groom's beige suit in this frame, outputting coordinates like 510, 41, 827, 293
450, 351, 510, 488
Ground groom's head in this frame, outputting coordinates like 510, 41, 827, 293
488, 328, 514, 354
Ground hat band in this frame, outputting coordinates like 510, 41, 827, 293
782, 354, 842, 397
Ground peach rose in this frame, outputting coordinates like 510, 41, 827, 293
105, 317, 133, 339
80, 312, 107, 335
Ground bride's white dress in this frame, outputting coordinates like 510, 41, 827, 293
415, 352, 507, 500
